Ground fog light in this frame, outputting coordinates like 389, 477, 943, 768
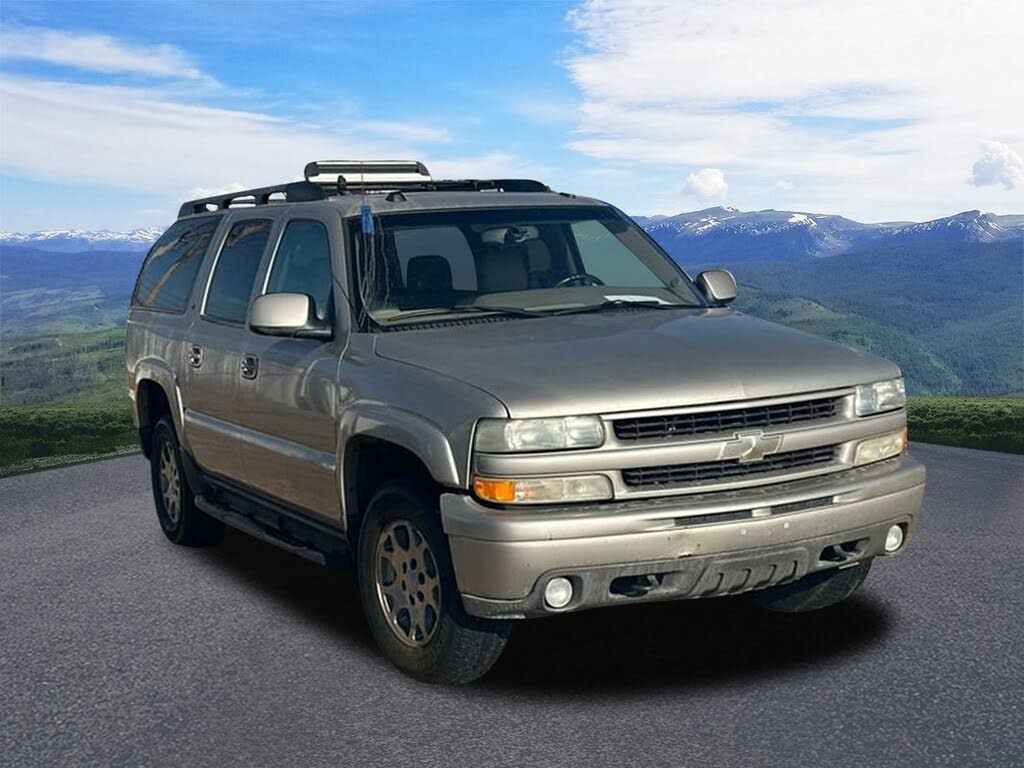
884, 524, 905, 552
544, 577, 574, 609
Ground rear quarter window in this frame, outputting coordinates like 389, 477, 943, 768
133, 217, 221, 312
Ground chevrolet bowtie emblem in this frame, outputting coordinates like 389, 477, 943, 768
722, 430, 783, 463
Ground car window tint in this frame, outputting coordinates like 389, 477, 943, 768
392, 226, 477, 290
266, 220, 333, 320
134, 218, 220, 312
570, 219, 663, 287
204, 219, 272, 323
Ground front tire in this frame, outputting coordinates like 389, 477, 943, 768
357, 480, 511, 684
749, 558, 873, 613
149, 415, 223, 547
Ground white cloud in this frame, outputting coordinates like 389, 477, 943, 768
969, 141, 1024, 190
0, 26, 207, 80
563, 0, 1024, 219
184, 182, 248, 200
775, 179, 795, 191
0, 74, 537, 225
682, 168, 728, 202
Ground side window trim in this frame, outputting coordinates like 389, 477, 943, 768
259, 217, 294, 295
199, 216, 277, 326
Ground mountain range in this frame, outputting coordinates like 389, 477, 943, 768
635, 208, 1024, 266
0, 227, 165, 253
1, 208, 1021, 399
2, 209, 1022, 260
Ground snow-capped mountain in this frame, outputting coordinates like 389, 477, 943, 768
2, 208, 1021, 263
0, 227, 164, 253
880, 210, 1018, 244
634, 208, 1024, 265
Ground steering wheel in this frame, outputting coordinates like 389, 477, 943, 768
554, 273, 605, 288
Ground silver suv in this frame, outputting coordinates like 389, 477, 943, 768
126, 160, 925, 683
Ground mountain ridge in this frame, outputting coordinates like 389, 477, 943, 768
634, 208, 1024, 265
2, 209, 1021, 258
0, 227, 165, 252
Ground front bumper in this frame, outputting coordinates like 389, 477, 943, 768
441, 455, 925, 618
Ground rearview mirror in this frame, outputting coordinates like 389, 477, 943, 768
696, 269, 737, 304
250, 293, 332, 339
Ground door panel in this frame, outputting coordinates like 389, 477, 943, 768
180, 319, 245, 480
178, 217, 274, 482
236, 215, 344, 520
236, 338, 340, 517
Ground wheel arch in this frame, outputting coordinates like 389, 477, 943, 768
338, 404, 463, 543
132, 359, 183, 458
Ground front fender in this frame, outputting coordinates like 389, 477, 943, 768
337, 402, 462, 491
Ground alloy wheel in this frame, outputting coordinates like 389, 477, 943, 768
159, 441, 182, 525
374, 520, 442, 647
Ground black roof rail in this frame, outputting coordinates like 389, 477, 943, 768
177, 181, 324, 218
177, 160, 554, 218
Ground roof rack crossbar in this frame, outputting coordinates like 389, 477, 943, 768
330, 178, 552, 194
304, 160, 431, 182
178, 181, 325, 218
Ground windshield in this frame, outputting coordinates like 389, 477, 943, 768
349, 205, 704, 325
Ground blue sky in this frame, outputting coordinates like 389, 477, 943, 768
1, 0, 1021, 231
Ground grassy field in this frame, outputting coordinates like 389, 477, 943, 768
2, 327, 126, 404
907, 397, 1024, 454
0, 401, 139, 475
0, 395, 1019, 476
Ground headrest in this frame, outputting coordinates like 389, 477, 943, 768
477, 244, 529, 293
406, 255, 453, 292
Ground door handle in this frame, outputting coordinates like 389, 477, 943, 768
240, 354, 259, 380
188, 345, 203, 368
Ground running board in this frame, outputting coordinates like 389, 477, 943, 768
195, 494, 328, 566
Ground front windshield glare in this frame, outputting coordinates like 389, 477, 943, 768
350, 206, 704, 323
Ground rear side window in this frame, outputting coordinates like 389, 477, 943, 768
204, 219, 273, 323
133, 218, 220, 312
266, 219, 333, 320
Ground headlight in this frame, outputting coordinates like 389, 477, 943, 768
855, 378, 906, 416
473, 475, 613, 504
853, 429, 907, 466
475, 416, 605, 453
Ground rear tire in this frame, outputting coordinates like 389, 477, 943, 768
149, 415, 223, 547
749, 558, 873, 613
357, 480, 511, 684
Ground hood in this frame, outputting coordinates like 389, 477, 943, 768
374, 309, 901, 418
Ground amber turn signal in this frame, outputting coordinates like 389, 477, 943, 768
473, 477, 517, 503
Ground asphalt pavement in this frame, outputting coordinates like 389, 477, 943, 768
1, 442, 1022, 767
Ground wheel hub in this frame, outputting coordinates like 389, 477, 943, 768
374, 520, 441, 647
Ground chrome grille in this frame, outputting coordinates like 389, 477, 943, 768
613, 397, 839, 442
622, 445, 838, 488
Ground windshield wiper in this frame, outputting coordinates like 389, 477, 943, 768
381, 305, 548, 324
542, 299, 697, 316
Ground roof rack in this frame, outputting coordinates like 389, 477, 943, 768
177, 160, 551, 218
305, 159, 550, 195
305, 160, 432, 190
177, 181, 324, 218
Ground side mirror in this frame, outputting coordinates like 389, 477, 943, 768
696, 269, 737, 305
250, 293, 333, 339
